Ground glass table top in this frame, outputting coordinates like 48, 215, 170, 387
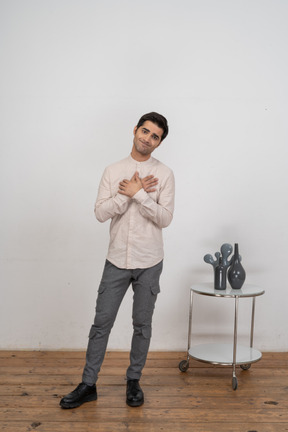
191, 283, 265, 298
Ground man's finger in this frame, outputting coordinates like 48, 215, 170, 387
130, 172, 138, 181
147, 178, 158, 184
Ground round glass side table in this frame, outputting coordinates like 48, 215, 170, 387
178, 283, 265, 390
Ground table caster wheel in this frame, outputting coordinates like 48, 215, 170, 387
240, 364, 251, 370
232, 376, 238, 390
178, 360, 189, 372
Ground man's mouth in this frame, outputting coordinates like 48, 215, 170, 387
140, 140, 150, 147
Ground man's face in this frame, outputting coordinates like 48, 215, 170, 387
133, 121, 164, 157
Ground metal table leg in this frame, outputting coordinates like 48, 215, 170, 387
178, 289, 194, 372
240, 297, 256, 372
187, 289, 194, 358
250, 297, 256, 348
232, 296, 239, 390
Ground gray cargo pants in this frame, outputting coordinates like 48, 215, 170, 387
82, 259, 163, 385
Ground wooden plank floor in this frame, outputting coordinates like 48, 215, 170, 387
0, 351, 288, 432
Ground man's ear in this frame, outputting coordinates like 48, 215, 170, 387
133, 126, 138, 135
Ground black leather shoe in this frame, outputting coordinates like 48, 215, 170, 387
60, 382, 97, 409
126, 379, 144, 407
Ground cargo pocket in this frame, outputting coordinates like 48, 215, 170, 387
142, 283, 160, 322
142, 325, 152, 340
98, 282, 107, 294
88, 325, 98, 340
150, 283, 160, 296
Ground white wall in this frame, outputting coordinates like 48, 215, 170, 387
0, 0, 287, 351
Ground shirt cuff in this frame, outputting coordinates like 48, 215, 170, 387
115, 193, 131, 203
132, 188, 148, 203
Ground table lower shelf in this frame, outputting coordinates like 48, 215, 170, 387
189, 343, 262, 366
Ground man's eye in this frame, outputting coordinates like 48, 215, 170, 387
142, 129, 148, 134
152, 135, 159, 141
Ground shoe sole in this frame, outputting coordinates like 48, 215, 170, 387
60, 393, 97, 409
126, 397, 144, 407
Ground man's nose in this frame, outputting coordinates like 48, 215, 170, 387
143, 134, 151, 143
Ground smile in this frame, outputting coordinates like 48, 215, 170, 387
140, 140, 151, 147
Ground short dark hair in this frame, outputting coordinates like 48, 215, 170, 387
136, 112, 169, 142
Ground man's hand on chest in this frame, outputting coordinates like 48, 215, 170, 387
118, 171, 158, 198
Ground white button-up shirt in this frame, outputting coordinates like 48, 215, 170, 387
95, 155, 175, 269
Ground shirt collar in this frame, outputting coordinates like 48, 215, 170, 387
128, 154, 155, 166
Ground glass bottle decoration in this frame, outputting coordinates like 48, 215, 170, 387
228, 243, 246, 289
214, 256, 227, 290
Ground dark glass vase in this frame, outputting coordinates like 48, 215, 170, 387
214, 257, 227, 290
228, 243, 246, 289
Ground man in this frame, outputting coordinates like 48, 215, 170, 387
60, 112, 175, 409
